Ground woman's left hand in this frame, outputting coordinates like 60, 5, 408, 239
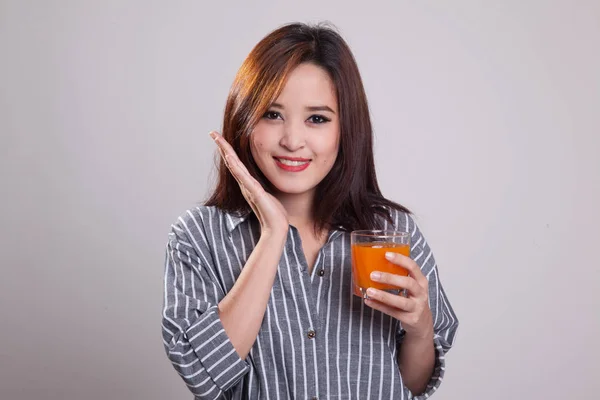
364, 252, 434, 340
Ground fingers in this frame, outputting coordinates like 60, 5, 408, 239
365, 287, 416, 312
363, 297, 401, 319
363, 298, 417, 326
210, 131, 265, 199
210, 131, 251, 178
210, 131, 236, 158
370, 272, 422, 297
384, 252, 429, 289
366, 252, 435, 336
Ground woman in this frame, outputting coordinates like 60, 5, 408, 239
162, 22, 458, 399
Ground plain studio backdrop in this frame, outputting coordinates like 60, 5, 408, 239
1, 1, 599, 399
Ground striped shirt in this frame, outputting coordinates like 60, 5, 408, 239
162, 206, 458, 399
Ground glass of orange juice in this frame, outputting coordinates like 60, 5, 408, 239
351, 230, 411, 298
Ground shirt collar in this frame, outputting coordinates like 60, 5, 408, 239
225, 210, 252, 233
224, 209, 346, 237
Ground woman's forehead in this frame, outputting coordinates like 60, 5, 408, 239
273, 63, 338, 112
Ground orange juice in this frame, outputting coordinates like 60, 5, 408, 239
351, 242, 410, 292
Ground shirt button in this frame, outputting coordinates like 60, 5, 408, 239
317, 269, 325, 276
307, 329, 316, 339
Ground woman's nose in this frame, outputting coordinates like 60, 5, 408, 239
279, 123, 306, 151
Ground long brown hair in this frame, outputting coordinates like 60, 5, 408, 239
206, 22, 409, 232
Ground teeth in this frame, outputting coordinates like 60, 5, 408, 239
277, 158, 309, 166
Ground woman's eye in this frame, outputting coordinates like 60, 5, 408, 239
263, 111, 281, 120
308, 115, 330, 124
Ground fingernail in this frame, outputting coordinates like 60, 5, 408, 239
366, 288, 377, 297
385, 252, 394, 260
209, 131, 217, 140
371, 271, 381, 280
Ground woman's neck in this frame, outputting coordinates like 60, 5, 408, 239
276, 191, 330, 250
275, 191, 314, 230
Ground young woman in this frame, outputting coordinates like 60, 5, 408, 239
162, 23, 458, 400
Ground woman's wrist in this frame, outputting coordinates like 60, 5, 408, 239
402, 326, 434, 344
260, 226, 289, 245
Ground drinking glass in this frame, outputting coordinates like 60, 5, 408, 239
351, 230, 410, 298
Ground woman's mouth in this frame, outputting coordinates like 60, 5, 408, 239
273, 157, 311, 172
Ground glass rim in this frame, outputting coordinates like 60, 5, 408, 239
350, 230, 410, 238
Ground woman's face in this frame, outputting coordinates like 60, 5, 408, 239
250, 63, 340, 200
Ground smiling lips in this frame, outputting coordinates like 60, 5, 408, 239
273, 156, 311, 172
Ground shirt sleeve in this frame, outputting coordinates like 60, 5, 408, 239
397, 212, 459, 399
161, 212, 249, 399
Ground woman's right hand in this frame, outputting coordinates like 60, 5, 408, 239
210, 131, 289, 237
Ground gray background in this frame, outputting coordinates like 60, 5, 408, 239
1, 1, 599, 399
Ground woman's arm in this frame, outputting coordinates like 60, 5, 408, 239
162, 132, 290, 399
218, 230, 287, 359
211, 131, 290, 359
163, 220, 249, 400
163, 212, 287, 400
364, 212, 459, 398
365, 252, 437, 395
397, 329, 435, 394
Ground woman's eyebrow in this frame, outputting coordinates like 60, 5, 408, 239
306, 105, 335, 114
271, 102, 336, 114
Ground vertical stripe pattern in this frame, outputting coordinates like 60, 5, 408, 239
162, 206, 458, 399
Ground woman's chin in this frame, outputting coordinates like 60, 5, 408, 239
271, 183, 316, 198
